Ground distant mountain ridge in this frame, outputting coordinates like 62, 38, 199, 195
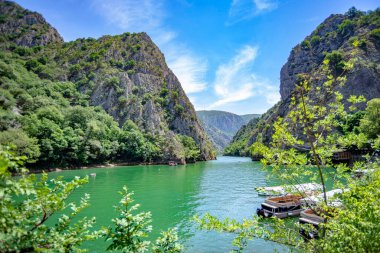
196, 110, 260, 153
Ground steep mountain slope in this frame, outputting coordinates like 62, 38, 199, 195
228, 8, 380, 156
196, 110, 260, 152
0, 0, 215, 167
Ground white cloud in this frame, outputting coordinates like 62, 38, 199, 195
208, 45, 258, 109
250, 74, 280, 105
91, 0, 164, 32
207, 47, 280, 110
90, 0, 208, 95
168, 53, 208, 94
227, 0, 278, 24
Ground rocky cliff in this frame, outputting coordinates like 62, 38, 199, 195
0, 0, 63, 46
228, 8, 380, 156
0, 0, 215, 166
196, 110, 259, 152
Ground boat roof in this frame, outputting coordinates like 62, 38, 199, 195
262, 202, 279, 209
256, 183, 322, 195
301, 189, 344, 206
299, 217, 321, 226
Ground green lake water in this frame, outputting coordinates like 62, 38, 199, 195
47, 156, 289, 252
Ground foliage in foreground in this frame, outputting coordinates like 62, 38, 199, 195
0, 148, 183, 253
196, 38, 380, 252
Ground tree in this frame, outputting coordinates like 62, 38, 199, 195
360, 98, 380, 139
0, 147, 100, 252
196, 47, 380, 252
0, 147, 183, 252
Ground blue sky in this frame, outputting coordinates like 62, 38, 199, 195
16, 0, 379, 114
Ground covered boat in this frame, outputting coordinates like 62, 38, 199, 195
300, 189, 343, 207
255, 183, 322, 196
256, 194, 303, 218
299, 209, 325, 239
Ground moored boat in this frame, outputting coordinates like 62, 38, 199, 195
255, 183, 322, 196
256, 194, 303, 218
299, 209, 325, 239
300, 189, 343, 207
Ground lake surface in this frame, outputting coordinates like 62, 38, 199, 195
48, 156, 288, 252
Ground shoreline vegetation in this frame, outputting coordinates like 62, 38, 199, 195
27, 158, 212, 174
0, 1, 379, 253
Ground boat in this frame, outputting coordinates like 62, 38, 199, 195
300, 189, 343, 207
299, 209, 325, 239
256, 194, 303, 218
255, 183, 322, 196
351, 169, 373, 179
168, 161, 178, 166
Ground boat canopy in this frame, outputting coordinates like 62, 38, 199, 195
300, 189, 344, 206
256, 183, 322, 196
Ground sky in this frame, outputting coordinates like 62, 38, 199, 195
15, 0, 379, 114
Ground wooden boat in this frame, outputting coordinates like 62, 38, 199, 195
256, 194, 303, 218
299, 209, 325, 226
299, 209, 324, 239
255, 183, 322, 196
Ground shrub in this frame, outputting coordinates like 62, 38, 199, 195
301, 40, 311, 50
324, 51, 346, 77
13, 46, 32, 56
125, 60, 136, 69
118, 96, 127, 104
310, 35, 321, 46
69, 64, 81, 76
142, 93, 153, 105
132, 86, 139, 95
160, 88, 169, 98
127, 70, 135, 75
369, 28, 380, 40
106, 76, 120, 87
25, 59, 40, 71
174, 104, 184, 114
88, 52, 100, 62
338, 19, 355, 36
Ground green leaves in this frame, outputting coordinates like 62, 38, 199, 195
104, 187, 183, 253
0, 148, 99, 252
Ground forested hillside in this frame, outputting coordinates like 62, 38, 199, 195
228, 7, 380, 156
196, 110, 259, 153
0, 0, 215, 168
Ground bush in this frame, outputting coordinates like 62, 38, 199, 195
174, 104, 184, 114
160, 88, 169, 98
369, 28, 380, 40
13, 46, 32, 56
25, 59, 40, 71
125, 60, 136, 69
310, 35, 321, 46
106, 76, 120, 87
338, 19, 355, 36
301, 40, 311, 50
142, 93, 153, 105
324, 51, 346, 77
118, 96, 127, 104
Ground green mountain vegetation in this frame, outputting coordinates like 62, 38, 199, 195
0, 1, 215, 168
228, 7, 380, 157
196, 110, 259, 153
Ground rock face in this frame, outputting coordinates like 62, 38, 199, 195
0, 0, 63, 46
0, 0, 215, 163
197, 110, 259, 153
229, 8, 380, 155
